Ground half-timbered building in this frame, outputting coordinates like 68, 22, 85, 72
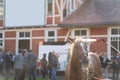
0, 0, 120, 59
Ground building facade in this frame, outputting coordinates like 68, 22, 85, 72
0, 0, 120, 59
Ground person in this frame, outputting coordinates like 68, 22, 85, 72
41, 53, 47, 79
0, 48, 4, 74
9, 51, 15, 74
36, 59, 42, 75
21, 49, 28, 80
51, 51, 59, 80
27, 50, 37, 80
99, 52, 110, 78
48, 52, 52, 79
14, 49, 26, 80
111, 53, 120, 80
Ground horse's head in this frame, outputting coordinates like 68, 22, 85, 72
75, 38, 88, 54
68, 37, 88, 62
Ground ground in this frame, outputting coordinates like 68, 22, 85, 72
0, 75, 65, 80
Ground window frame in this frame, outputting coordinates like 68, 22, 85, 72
72, 29, 88, 38
19, 31, 31, 38
0, 32, 4, 48
0, 0, 3, 20
45, 29, 57, 42
110, 27, 120, 54
47, 0, 53, 15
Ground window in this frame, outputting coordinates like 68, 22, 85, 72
47, 39, 55, 42
0, 40, 3, 46
25, 32, 30, 37
63, 9, 67, 17
0, 33, 2, 38
111, 28, 120, 35
48, 31, 54, 37
0, 0, 3, 20
45, 30, 56, 42
0, 32, 3, 47
48, 0, 53, 15
74, 29, 87, 37
19, 32, 24, 37
111, 28, 120, 54
111, 28, 118, 35
19, 32, 30, 38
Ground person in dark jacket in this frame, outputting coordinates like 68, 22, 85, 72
48, 52, 52, 79
51, 51, 59, 80
27, 50, 36, 80
41, 53, 47, 79
99, 52, 110, 78
111, 53, 120, 80
0, 49, 4, 74
3, 50, 14, 80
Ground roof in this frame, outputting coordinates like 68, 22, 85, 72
59, 0, 120, 28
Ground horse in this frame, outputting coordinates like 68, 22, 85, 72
65, 38, 103, 80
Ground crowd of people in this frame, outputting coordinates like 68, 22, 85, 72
0, 48, 37, 80
99, 52, 120, 80
0, 48, 59, 80
14, 49, 36, 80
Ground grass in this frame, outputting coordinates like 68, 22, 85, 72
0, 76, 65, 80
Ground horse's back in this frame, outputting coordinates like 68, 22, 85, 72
88, 52, 103, 79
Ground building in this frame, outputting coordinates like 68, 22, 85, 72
0, 0, 120, 59
0, 0, 82, 56
59, 0, 120, 58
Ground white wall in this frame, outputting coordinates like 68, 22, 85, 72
5, 0, 45, 27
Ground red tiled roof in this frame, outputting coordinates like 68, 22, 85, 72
59, 0, 120, 28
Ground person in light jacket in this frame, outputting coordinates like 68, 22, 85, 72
27, 50, 36, 80
14, 50, 26, 80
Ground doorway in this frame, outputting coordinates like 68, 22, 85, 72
19, 40, 30, 51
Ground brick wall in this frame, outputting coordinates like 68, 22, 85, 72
32, 30, 44, 37
5, 40, 16, 54
32, 39, 44, 58
5, 31, 16, 37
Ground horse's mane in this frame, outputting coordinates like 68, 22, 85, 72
66, 42, 84, 80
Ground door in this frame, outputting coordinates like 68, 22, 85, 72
19, 40, 30, 51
